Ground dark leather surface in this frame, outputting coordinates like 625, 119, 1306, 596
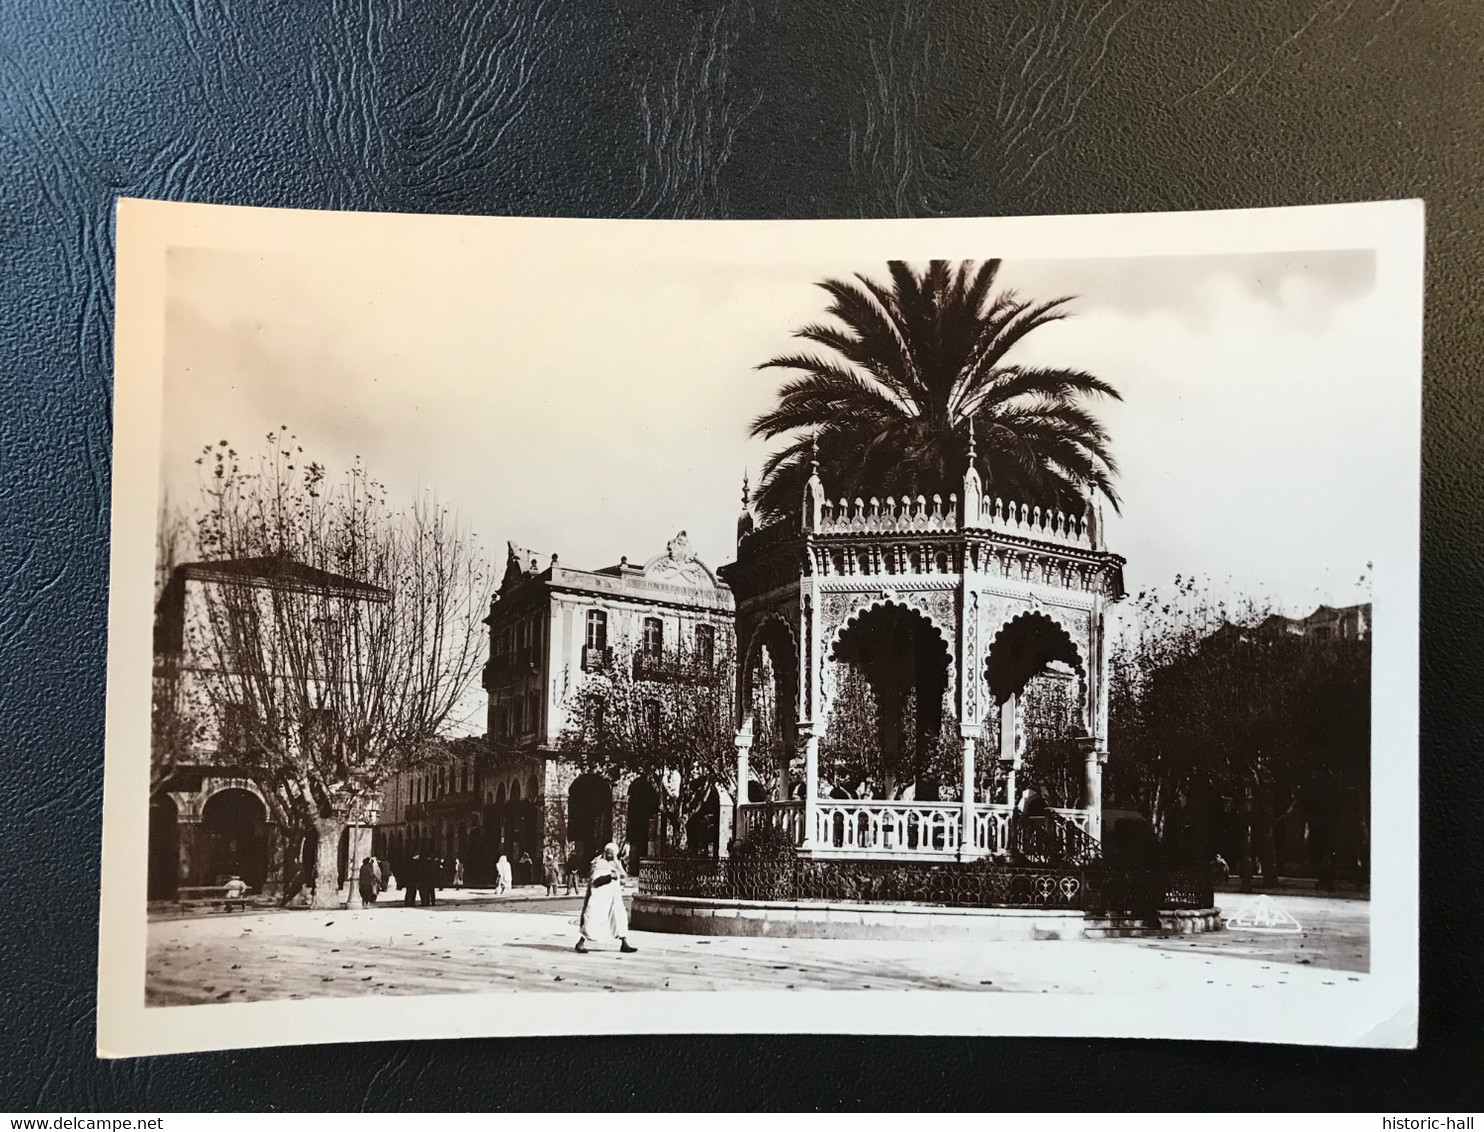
2, 0, 1481, 1111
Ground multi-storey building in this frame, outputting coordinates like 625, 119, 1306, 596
371, 734, 495, 885
470, 531, 735, 877
148, 556, 389, 899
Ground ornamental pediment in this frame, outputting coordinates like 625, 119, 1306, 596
642, 530, 719, 588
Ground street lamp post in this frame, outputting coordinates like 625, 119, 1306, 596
1239, 784, 1254, 895
344, 794, 383, 909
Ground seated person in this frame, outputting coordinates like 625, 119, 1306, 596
222, 875, 250, 912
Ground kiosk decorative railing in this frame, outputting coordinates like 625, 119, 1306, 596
973, 806, 1013, 854
813, 801, 964, 855
736, 800, 1096, 861
735, 800, 805, 845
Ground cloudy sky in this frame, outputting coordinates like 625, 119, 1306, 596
161, 241, 1397, 616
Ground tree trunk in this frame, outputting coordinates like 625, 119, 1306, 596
310, 814, 346, 909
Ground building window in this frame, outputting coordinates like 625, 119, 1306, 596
643, 698, 661, 737
643, 616, 663, 657
586, 609, 608, 651
527, 690, 541, 734
583, 609, 610, 671
695, 623, 715, 668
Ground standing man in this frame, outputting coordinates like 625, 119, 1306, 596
565, 845, 583, 895
403, 855, 421, 907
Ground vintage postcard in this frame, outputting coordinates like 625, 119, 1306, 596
98, 199, 1422, 1056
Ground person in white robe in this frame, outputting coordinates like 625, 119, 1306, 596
576, 842, 637, 953
495, 854, 513, 895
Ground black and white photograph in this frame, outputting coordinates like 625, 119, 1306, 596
97, 197, 1422, 1056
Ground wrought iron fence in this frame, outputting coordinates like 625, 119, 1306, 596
1011, 809, 1103, 867
797, 859, 1085, 909
1158, 866, 1215, 910
638, 856, 1211, 914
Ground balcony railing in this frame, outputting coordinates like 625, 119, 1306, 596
632, 649, 716, 683
581, 645, 611, 672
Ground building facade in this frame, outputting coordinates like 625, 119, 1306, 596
149, 557, 389, 899
375, 532, 735, 883
371, 735, 504, 885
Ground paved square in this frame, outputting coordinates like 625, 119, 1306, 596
145, 891, 1367, 1006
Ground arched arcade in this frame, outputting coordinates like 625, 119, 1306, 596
720, 441, 1124, 859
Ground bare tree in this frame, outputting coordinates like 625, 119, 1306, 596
179, 433, 491, 907
152, 494, 205, 793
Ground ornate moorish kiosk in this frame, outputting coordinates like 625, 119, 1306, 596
631, 445, 1219, 940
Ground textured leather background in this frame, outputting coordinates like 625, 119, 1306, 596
2, 0, 1481, 1110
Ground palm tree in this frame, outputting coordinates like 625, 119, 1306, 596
750, 260, 1120, 523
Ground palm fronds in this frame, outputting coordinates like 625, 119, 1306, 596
751, 260, 1120, 523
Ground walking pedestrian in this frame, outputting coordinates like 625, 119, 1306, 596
453, 857, 465, 890
495, 854, 512, 895
420, 858, 439, 907
543, 850, 561, 896
575, 843, 636, 953
357, 856, 379, 906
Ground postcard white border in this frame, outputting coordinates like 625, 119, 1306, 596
98, 198, 1423, 1057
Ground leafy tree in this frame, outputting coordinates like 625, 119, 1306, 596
557, 638, 737, 853
743, 645, 793, 801
821, 672, 964, 799
174, 433, 491, 907
1107, 576, 1370, 876
820, 664, 883, 793
750, 259, 1120, 522
1018, 670, 1083, 808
